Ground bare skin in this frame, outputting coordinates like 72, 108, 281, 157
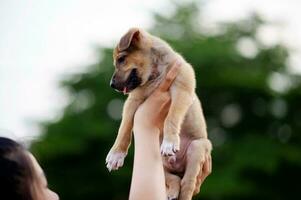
28, 153, 59, 200
129, 63, 211, 200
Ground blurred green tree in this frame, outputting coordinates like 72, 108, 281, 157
31, 1, 301, 200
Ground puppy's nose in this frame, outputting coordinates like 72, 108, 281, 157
110, 78, 116, 89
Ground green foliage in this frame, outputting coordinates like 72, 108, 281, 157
31, 2, 301, 200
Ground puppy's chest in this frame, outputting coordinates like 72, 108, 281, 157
141, 76, 165, 98
139, 63, 170, 97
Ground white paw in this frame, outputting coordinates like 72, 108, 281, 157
167, 185, 180, 200
160, 139, 179, 156
105, 151, 126, 172
167, 196, 178, 200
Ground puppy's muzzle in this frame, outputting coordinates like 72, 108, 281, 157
110, 74, 123, 91
110, 77, 117, 89
110, 69, 141, 93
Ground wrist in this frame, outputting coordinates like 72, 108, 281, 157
133, 124, 159, 136
133, 118, 158, 132
133, 127, 161, 155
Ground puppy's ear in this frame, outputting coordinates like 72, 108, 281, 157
118, 28, 140, 51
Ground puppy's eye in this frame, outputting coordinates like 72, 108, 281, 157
117, 56, 126, 65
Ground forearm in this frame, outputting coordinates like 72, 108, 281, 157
129, 126, 166, 200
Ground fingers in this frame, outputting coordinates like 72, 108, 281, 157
200, 155, 212, 183
195, 154, 212, 192
208, 154, 212, 174
158, 60, 181, 92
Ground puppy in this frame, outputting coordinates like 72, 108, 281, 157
106, 28, 212, 200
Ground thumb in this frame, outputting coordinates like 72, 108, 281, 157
158, 60, 181, 92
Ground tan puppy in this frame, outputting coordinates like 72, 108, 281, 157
106, 28, 212, 200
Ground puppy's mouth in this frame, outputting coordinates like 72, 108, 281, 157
121, 69, 142, 95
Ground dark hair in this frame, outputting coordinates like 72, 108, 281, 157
0, 137, 37, 200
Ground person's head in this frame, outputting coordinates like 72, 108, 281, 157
0, 137, 59, 200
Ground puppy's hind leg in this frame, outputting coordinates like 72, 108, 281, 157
179, 138, 212, 200
165, 170, 181, 200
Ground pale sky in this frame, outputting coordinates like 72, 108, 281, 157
0, 0, 301, 142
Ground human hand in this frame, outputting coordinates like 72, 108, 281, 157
130, 61, 181, 200
194, 154, 212, 195
133, 61, 181, 131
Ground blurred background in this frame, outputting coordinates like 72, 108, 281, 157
1, 0, 301, 199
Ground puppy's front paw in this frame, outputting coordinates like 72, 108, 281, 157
105, 151, 127, 172
160, 137, 180, 156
